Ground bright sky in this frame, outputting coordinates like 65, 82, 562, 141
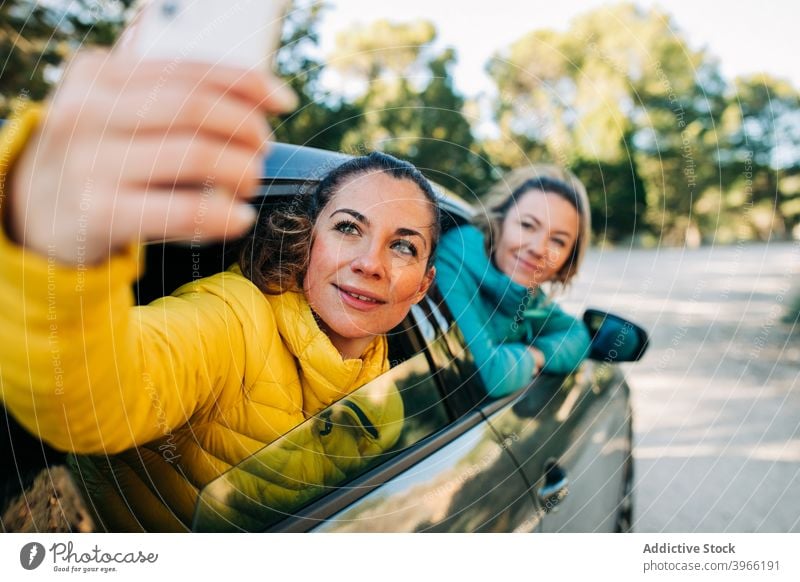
316, 0, 800, 96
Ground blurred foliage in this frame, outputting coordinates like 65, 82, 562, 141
270, 0, 361, 151
325, 18, 493, 201
2, 1, 798, 245
0, 0, 134, 116
486, 2, 799, 244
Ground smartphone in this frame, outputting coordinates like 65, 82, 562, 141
131, 0, 289, 72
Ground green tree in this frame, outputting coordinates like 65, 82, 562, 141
270, 0, 361, 151
1, 0, 134, 117
712, 74, 800, 238
329, 19, 492, 200
486, 2, 727, 244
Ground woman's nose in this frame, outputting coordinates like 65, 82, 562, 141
350, 244, 386, 279
525, 233, 547, 257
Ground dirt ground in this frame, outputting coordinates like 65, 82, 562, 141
563, 241, 800, 532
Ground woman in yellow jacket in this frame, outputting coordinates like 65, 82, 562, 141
0, 52, 438, 531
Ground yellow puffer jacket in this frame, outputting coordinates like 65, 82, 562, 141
192, 378, 404, 532
0, 104, 397, 531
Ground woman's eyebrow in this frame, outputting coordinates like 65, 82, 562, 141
331, 208, 368, 224
396, 228, 428, 249
331, 209, 428, 249
521, 214, 542, 227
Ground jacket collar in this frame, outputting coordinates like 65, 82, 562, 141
459, 225, 538, 316
263, 291, 389, 417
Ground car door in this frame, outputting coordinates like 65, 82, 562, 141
310, 294, 540, 532
311, 412, 538, 532
480, 360, 632, 532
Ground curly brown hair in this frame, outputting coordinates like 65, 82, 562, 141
239, 152, 441, 294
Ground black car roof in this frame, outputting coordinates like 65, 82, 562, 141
262, 142, 351, 181
262, 143, 475, 223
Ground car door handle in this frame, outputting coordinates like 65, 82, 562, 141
537, 459, 569, 513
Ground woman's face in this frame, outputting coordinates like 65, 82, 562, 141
493, 189, 579, 288
304, 171, 436, 358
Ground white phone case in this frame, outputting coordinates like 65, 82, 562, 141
134, 0, 288, 71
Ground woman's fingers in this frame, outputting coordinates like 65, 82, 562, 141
62, 51, 291, 141
116, 134, 263, 198
124, 90, 269, 152
85, 51, 296, 116
527, 346, 545, 374
116, 187, 257, 245
259, 73, 299, 114
9, 48, 296, 265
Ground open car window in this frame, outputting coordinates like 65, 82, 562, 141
192, 348, 450, 532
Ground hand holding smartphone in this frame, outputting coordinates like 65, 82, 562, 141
9, 1, 299, 264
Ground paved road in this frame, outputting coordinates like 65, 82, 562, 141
562, 241, 800, 532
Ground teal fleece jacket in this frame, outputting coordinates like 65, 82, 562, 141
435, 225, 590, 397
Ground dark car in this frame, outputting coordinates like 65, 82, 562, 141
1, 143, 648, 533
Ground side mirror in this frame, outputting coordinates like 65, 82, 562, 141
583, 309, 649, 363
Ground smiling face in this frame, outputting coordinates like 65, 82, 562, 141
493, 189, 580, 288
303, 171, 436, 359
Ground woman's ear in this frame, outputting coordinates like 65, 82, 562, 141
412, 266, 436, 304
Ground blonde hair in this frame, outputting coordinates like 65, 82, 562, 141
476, 164, 591, 290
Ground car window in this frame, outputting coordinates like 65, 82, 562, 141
192, 349, 450, 532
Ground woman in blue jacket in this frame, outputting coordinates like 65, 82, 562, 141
435, 165, 592, 398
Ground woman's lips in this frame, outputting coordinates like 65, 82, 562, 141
334, 284, 386, 311
514, 253, 543, 273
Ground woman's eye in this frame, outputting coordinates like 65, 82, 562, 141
334, 220, 360, 236
552, 238, 567, 249
520, 221, 536, 231
392, 240, 418, 257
